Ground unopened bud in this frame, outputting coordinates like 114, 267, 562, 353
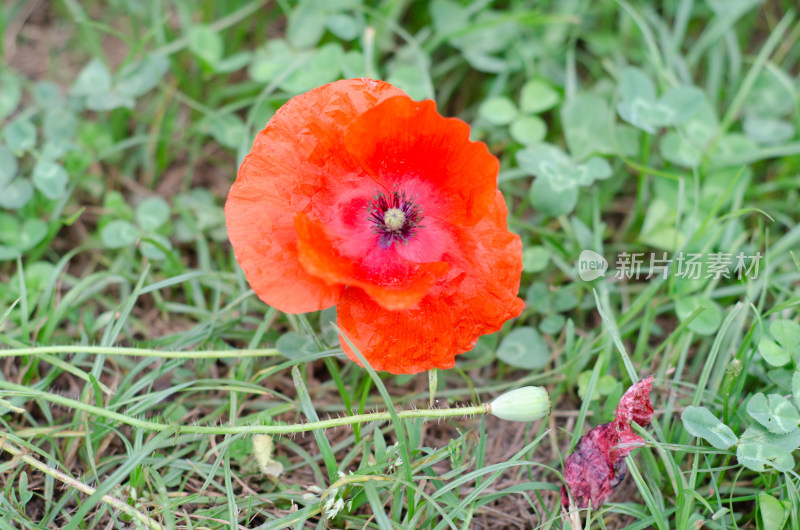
726, 359, 743, 378
487, 386, 550, 422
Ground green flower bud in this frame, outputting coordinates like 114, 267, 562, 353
487, 386, 550, 422
726, 359, 743, 377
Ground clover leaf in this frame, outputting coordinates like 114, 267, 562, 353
519, 80, 560, 114
736, 424, 800, 472
616, 67, 704, 133
675, 296, 722, 336
496, 326, 549, 370
794, 372, 800, 411
746, 393, 800, 434
681, 406, 738, 449
32, 160, 69, 200
561, 93, 616, 161
518, 144, 611, 217
758, 319, 800, 367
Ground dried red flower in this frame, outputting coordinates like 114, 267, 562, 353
225, 79, 524, 374
561, 376, 655, 509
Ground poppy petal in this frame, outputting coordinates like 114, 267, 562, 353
225, 79, 404, 313
337, 191, 524, 374
295, 213, 450, 310
343, 96, 499, 227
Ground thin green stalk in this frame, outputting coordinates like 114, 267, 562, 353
0, 381, 488, 435
0, 346, 279, 359
0, 438, 164, 530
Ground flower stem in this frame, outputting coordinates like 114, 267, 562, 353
0, 381, 488, 436
0, 437, 164, 530
0, 345, 279, 359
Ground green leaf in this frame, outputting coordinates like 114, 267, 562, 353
561, 93, 615, 160
463, 51, 508, 73
0, 215, 47, 251
678, 100, 719, 147
85, 91, 135, 111
759, 338, 791, 367
552, 288, 578, 312
71, 58, 112, 97
510, 115, 546, 146
793, 372, 800, 411
530, 175, 578, 217
658, 86, 705, 124
744, 70, 796, 117
0, 71, 22, 120
140, 234, 173, 261
615, 124, 641, 157
0, 145, 18, 188
709, 133, 759, 168
44, 107, 78, 144
759, 320, 800, 368
18, 219, 48, 251
287, 0, 327, 49
276, 332, 319, 359
675, 296, 722, 336
478, 97, 518, 126
522, 245, 549, 273
204, 113, 246, 150
681, 406, 737, 449
213, 51, 252, 74
4, 118, 37, 154
617, 68, 703, 133
519, 80, 560, 114
136, 197, 170, 231
116, 55, 170, 98
32, 160, 69, 200
281, 43, 343, 94
386, 64, 430, 101
496, 327, 549, 370
248, 40, 294, 83
737, 424, 800, 472
526, 282, 550, 313
188, 25, 224, 66
619, 67, 656, 105
450, 10, 517, 57
744, 115, 795, 145
32, 81, 63, 107
325, 13, 360, 41
770, 319, 800, 354
100, 220, 139, 249
577, 372, 617, 400
341, 49, 366, 79
574, 156, 611, 185
539, 314, 565, 335
0, 246, 21, 261
0, 179, 34, 209
746, 393, 800, 434
660, 131, 702, 168
757, 493, 790, 530
430, 0, 469, 36
519, 143, 609, 189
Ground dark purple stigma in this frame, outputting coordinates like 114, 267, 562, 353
366, 188, 424, 248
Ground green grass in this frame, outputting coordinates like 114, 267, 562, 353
1, 0, 800, 528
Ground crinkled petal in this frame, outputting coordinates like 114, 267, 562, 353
561, 376, 655, 509
343, 96, 499, 226
225, 79, 404, 313
337, 191, 524, 373
614, 375, 655, 429
295, 213, 449, 310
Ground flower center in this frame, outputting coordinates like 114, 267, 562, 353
383, 208, 406, 231
367, 189, 424, 248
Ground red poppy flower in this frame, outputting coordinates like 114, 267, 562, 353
225, 78, 524, 374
